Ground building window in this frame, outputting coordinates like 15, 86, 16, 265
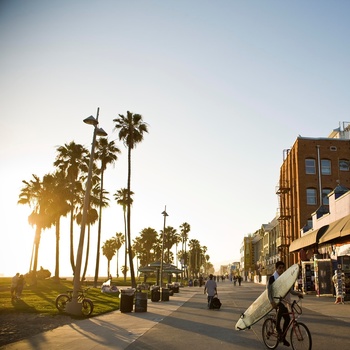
339, 159, 350, 171
321, 159, 331, 175
322, 188, 332, 205
306, 188, 317, 205
305, 158, 316, 174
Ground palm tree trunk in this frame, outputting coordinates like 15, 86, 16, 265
116, 250, 119, 277
32, 225, 41, 285
94, 169, 104, 287
127, 146, 136, 288
82, 223, 91, 281
123, 209, 127, 282
54, 218, 60, 282
69, 206, 75, 272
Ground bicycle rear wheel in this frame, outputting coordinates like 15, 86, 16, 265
290, 322, 312, 350
262, 317, 279, 349
82, 298, 94, 316
55, 294, 70, 312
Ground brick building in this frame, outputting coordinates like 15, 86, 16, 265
276, 123, 350, 267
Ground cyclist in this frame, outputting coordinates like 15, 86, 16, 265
267, 261, 303, 347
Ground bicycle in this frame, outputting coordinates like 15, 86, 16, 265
55, 288, 94, 316
262, 297, 312, 350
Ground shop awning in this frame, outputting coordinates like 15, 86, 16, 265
289, 225, 329, 252
339, 216, 350, 238
318, 215, 350, 243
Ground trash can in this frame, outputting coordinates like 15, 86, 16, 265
120, 288, 135, 313
173, 283, 180, 293
135, 291, 148, 312
161, 288, 170, 301
151, 285, 160, 302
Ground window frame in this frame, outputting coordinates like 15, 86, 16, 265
339, 159, 350, 172
306, 188, 317, 205
321, 159, 331, 175
305, 158, 316, 174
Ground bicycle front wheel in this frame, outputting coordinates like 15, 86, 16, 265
262, 317, 279, 349
290, 322, 312, 350
82, 298, 94, 316
55, 294, 70, 312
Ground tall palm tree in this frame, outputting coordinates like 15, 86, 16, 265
113, 111, 148, 288
53, 141, 89, 273
102, 238, 117, 278
41, 172, 70, 282
114, 188, 134, 282
188, 239, 201, 277
93, 138, 120, 287
114, 232, 125, 277
18, 174, 52, 284
180, 222, 190, 278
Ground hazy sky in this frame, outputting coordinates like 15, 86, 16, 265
1, 1, 349, 277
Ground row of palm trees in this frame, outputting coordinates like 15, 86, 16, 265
17, 110, 213, 287
101, 223, 214, 279
18, 111, 147, 287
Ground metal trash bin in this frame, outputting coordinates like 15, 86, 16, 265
151, 285, 160, 302
135, 291, 148, 312
120, 288, 135, 313
161, 288, 170, 301
173, 283, 180, 293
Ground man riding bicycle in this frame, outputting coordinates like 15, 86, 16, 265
267, 261, 303, 347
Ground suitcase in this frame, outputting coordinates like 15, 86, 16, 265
210, 295, 222, 309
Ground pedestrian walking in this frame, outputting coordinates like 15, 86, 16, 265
10, 273, 19, 300
16, 274, 25, 299
204, 274, 217, 308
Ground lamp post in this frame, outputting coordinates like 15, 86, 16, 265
160, 206, 168, 288
66, 107, 107, 316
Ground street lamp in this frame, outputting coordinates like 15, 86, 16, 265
160, 206, 168, 288
66, 107, 107, 316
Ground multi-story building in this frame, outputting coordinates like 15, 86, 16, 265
240, 236, 254, 280
276, 123, 350, 267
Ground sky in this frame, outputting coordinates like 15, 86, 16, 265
1, 0, 349, 278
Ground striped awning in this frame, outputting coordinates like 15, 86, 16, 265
318, 216, 350, 243
289, 225, 329, 252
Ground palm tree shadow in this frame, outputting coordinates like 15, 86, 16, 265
12, 298, 36, 311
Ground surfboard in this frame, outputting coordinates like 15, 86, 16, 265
235, 263, 299, 331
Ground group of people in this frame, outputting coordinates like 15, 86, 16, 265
11, 272, 25, 300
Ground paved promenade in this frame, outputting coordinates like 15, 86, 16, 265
2, 281, 350, 349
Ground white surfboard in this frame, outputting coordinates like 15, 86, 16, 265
235, 264, 299, 331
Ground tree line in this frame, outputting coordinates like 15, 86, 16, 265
18, 111, 213, 287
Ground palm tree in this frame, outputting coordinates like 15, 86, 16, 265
113, 111, 148, 288
138, 227, 158, 266
93, 137, 120, 287
41, 172, 70, 282
53, 141, 89, 273
161, 226, 178, 264
114, 188, 134, 282
180, 222, 190, 278
102, 238, 117, 278
114, 232, 125, 277
18, 174, 52, 284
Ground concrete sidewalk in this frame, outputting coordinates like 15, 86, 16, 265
1, 288, 198, 350
2, 281, 350, 349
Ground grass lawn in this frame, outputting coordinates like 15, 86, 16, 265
0, 277, 139, 317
